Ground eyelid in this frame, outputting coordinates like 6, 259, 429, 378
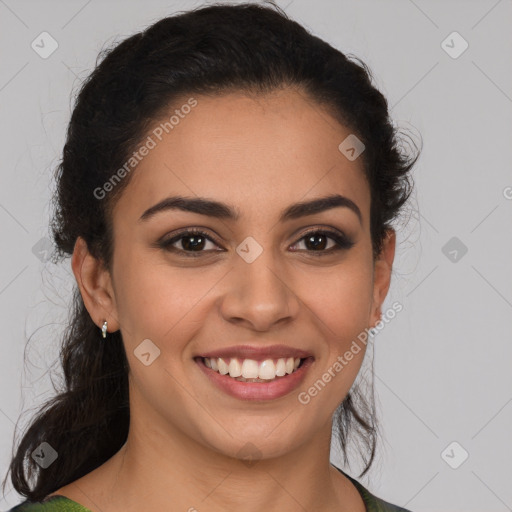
291, 227, 355, 253
158, 226, 354, 255
158, 226, 221, 243
160, 225, 350, 243
157, 226, 351, 247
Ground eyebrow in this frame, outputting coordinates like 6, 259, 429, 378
138, 193, 362, 225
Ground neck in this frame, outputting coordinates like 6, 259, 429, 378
116, 429, 338, 510
78, 391, 365, 512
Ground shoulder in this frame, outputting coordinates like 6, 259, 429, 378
6, 495, 92, 512
333, 465, 413, 512
353, 480, 413, 512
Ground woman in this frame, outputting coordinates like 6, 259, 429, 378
4, 2, 419, 511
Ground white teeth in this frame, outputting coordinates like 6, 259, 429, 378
217, 357, 229, 375
241, 359, 259, 379
275, 358, 287, 377
203, 356, 304, 381
228, 358, 242, 378
258, 359, 276, 380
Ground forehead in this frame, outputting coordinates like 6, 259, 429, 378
114, 89, 370, 225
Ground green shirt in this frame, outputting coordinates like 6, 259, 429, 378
7, 466, 412, 512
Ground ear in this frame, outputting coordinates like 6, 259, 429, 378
369, 228, 396, 328
71, 236, 120, 335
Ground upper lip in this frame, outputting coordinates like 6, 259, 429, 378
198, 344, 313, 361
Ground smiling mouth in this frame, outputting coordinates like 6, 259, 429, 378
197, 356, 307, 382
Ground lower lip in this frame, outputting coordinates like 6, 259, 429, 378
195, 357, 314, 401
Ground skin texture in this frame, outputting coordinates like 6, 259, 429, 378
52, 88, 395, 512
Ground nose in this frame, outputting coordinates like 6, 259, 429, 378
219, 249, 300, 332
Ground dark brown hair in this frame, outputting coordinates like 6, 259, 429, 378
4, 1, 419, 502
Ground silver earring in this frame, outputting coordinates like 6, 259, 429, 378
101, 320, 108, 339
368, 327, 377, 337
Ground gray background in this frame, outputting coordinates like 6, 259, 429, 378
1, 0, 511, 511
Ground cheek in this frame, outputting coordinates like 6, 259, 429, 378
298, 261, 373, 395
113, 241, 373, 359
112, 251, 223, 350
302, 262, 373, 337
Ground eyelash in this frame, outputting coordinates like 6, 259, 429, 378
157, 228, 355, 258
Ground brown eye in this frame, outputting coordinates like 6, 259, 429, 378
158, 228, 354, 258
290, 229, 355, 255
159, 229, 221, 257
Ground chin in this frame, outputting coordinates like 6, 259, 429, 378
196, 418, 312, 463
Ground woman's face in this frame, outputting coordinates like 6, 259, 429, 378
80, 88, 394, 460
